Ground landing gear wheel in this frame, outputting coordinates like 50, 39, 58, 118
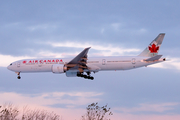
77, 73, 81, 77
84, 75, 88, 79
90, 77, 94, 80
77, 72, 94, 80
16, 72, 21, 79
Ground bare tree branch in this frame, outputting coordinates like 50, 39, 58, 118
82, 102, 113, 120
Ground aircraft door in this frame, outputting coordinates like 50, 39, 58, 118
102, 59, 106, 65
132, 58, 136, 64
17, 62, 21, 67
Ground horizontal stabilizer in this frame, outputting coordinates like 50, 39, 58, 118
144, 55, 162, 61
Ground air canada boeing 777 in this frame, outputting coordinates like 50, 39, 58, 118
7, 33, 166, 80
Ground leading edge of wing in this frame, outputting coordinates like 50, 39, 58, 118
67, 47, 91, 64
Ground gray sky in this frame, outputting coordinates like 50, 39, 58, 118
1, 0, 180, 119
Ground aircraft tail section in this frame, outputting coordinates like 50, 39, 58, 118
138, 33, 165, 57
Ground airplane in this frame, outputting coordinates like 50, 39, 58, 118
7, 33, 166, 80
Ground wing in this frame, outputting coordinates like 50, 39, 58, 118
65, 47, 91, 73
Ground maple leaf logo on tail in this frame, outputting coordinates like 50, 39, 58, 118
138, 33, 165, 57
148, 43, 159, 53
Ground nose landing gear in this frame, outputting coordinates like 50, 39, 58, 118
16, 72, 21, 79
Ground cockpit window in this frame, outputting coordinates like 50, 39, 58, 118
10, 63, 12, 66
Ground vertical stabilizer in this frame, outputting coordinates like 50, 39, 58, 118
138, 33, 165, 57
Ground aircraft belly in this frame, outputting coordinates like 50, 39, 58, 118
105, 63, 123, 70
104, 62, 147, 70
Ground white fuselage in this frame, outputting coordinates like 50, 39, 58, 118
7, 56, 164, 73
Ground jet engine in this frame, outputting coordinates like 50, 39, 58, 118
51, 64, 67, 73
66, 71, 78, 77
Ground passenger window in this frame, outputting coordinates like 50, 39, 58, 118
10, 63, 12, 65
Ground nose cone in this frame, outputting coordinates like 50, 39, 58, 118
7, 65, 13, 71
7, 65, 11, 70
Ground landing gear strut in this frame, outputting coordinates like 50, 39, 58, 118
77, 72, 94, 80
16, 72, 21, 79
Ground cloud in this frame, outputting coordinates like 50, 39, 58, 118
111, 102, 180, 120
111, 23, 123, 30
134, 28, 148, 34
1, 92, 180, 120
27, 24, 57, 31
36, 50, 81, 58
42, 41, 140, 56
0, 54, 34, 67
0, 91, 103, 119
111, 113, 180, 120
1, 42, 139, 67
114, 102, 179, 114
101, 28, 105, 34
0, 92, 103, 108
150, 57, 180, 71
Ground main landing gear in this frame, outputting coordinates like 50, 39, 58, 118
16, 72, 21, 79
77, 72, 94, 80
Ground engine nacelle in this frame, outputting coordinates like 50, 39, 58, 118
51, 64, 67, 74
66, 71, 78, 77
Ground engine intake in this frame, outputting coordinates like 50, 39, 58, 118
52, 64, 67, 74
